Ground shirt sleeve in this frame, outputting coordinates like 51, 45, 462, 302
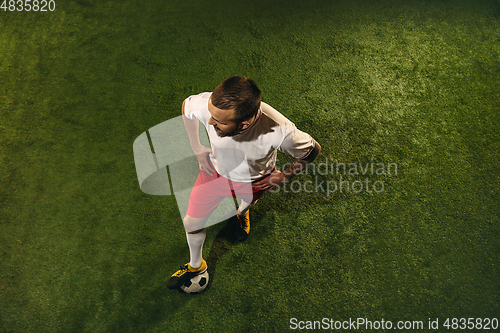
183, 93, 211, 126
278, 124, 315, 160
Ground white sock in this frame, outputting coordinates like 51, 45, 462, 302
237, 199, 257, 216
186, 230, 206, 269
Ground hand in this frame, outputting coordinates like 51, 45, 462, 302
192, 145, 216, 175
252, 169, 287, 191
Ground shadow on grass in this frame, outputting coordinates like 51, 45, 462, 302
104, 215, 253, 333
205, 215, 242, 289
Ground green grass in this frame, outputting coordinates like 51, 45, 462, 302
1, 0, 499, 332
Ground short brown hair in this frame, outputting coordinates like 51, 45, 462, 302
211, 76, 262, 123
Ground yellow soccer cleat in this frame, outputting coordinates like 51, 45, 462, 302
167, 259, 207, 290
236, 210, 250, 241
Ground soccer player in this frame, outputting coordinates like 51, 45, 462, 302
166, 76, 321, 290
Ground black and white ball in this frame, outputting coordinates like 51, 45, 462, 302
180, 271, 209, 294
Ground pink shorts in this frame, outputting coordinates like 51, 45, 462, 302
186, 166, 271, 219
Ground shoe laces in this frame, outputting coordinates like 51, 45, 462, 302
239, 215, 249, 226
174, 264, 190, 277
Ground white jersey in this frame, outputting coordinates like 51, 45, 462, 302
183, 92, 314, 182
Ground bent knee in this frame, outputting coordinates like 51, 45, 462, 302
183, 215, 206, 233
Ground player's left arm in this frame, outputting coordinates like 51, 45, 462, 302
252, 139, 321, 190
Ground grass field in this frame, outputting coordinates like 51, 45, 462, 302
1, 0, 499, 332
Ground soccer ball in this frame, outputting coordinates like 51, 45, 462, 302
180, 271, 209, 294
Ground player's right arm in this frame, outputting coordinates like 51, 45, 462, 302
182, 99, 215, 175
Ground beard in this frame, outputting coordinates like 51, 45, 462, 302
214, 124, 242, 137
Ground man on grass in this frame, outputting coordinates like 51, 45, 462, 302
167, 76, 321, 290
